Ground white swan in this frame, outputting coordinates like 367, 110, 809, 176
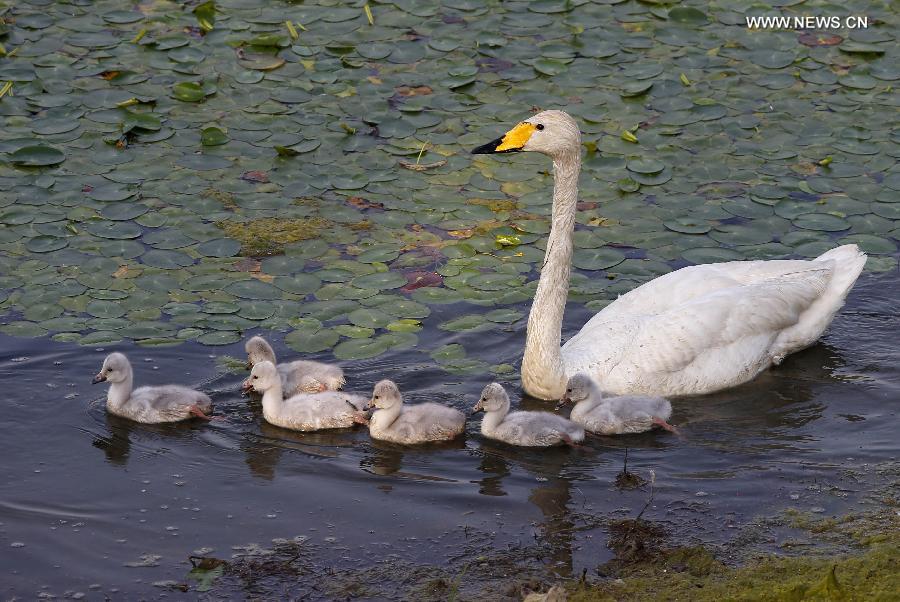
472, 383, 584, 447
472, 110, 867, 400
559, 373, 675, 435
245, 361, 366, 431
244, 335, 344, 395
92, 352, 212, 423
357, 380, 465, 444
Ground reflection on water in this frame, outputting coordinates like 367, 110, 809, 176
1, 274, 898, 598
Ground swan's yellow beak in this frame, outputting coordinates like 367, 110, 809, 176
471, 122, 536, 154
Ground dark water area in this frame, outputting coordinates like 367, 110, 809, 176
1, 272, 898, 599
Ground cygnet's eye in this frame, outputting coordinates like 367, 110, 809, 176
566, 388, 571, 392
535, 123, 544, 131
374, 395, 379, 400
252, 375, 258, 379
480, 397, 486, 402
107, 368, 114, 372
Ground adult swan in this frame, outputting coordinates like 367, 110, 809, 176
472, 110, 867, 400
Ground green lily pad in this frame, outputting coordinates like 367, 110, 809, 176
8, 145, 65, 166
350, 271, 407, 290
226, 280, 282, 300
572, 248, 626, 271
627, 159, 665, 175
792, 213, 851, 232
333, 337, 390, 360
197, 331, 241, 346
197, 238, 241, 257
26, 236, 68, 253
201, 127, 229, 146
172, 82, 207, 102
348, 308, 393, 329
664, 217, 711, 234
682, 247, 744, 264
86, 300, 126, 318
335, 324, 376, 338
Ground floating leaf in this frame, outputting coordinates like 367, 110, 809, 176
201, 127, 228, 146
172, 82, 206, 102
193, 1, 216, 33
8, 145, 65, 166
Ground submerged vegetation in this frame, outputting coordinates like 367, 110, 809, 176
215, 216, 332, 256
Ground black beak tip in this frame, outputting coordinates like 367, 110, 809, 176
471, 137, 504, 155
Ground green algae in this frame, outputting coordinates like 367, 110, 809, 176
215, 217, 332, 257
570, 542, 898, 602
573, 502, 900, 602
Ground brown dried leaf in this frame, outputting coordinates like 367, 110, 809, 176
240, 170, 269, 183
395, 85, 432, 97
399, 160, 447, 171
799, 32, 843, 47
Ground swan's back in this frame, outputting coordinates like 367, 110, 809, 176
563, 245, 866, 396
573, 395, 672, 435
489, 411, 584, 447
124, 385, 212, 423
374, 403, 465, 444
278, 360, 345, 395
265, 391, 366, 431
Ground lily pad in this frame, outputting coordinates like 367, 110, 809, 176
572, 248, 626, 270
8, 145, 65, 166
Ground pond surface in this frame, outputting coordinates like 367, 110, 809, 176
2, 272, 898, 599
1, 0, 899, 598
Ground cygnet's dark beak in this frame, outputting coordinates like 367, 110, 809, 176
241, 378, 253, 393
555, 396, 572, 411
92, 373, 106, 384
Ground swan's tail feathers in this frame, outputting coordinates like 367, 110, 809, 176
773, 244, 866, 359
814, 244, 868, 299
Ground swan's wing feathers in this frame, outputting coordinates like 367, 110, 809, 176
502, 412, 575, 445
131, 385, 210, 419
396, 403, 465, 439
626, 267, 831, 375
279, 360, 345, 393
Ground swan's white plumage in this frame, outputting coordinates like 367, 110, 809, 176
245, 335, 344, 395
365, 380, 465, 444
563, 373, 672, 435
561, 246, 866, 396
93, 352, 212, 423
474, 383, 584, 447
246, 361, 365, 431
474, 110, 867, 399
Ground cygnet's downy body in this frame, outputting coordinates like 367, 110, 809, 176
473, 383, 584, 447
92, 353, 212, 423
245, 361, 366, 431
244, 336, 344, 396
361, 380, 465, 445
560, 373, 675, 435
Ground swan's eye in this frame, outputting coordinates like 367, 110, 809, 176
481, 397, 486, 402
566, 388, 571, 392
535, 123, 544, 131
374, 395, 379, 400
253, 375, 258, 379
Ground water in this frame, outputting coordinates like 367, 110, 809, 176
1, 272, 898, 599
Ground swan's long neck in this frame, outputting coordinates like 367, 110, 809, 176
261, 382, 284, 417
107, 370, 134, 410
370, 403, 402, 432
522, 149, 581, 400
480, 400, 510, 435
